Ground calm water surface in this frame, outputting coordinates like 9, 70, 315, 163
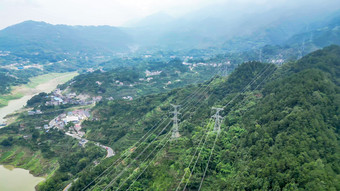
0, 95, 33, 124
0, 165, 45, 191
0, 72, 77, 124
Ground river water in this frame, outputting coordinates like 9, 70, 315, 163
0, 165, 45, 191
0, 73, 77, 189
0, 72, 77, 124
0, 95, 33, 124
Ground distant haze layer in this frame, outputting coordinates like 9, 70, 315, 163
0, 0, 339, 29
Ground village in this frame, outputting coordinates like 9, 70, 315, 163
48, 109, 90, 130
24, 85, 108, 150
36, 87, 113, 154
43, 108, 114, 157
45, 88, 102, 106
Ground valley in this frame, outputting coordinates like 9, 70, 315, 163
1, 46, 339, 190
0, 1, 339, 191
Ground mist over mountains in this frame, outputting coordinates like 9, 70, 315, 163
127, 3, 340, 51
1, 1, 340, 191
0, 1, 339, 55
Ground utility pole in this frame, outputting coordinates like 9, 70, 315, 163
212, 107, 223, 133
171, 104, 181, 138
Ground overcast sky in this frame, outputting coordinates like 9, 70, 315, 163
0, 0, 339, 29
0, 0, 225, 29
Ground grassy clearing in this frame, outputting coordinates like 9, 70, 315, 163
0, 93, 24, 107
24, 72, 78, 89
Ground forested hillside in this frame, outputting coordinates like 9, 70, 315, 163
0, 9, 338, 98
1, 0, 340, 190
1, 46, 338, 191
62, 45, 339, 191
60, 58, 231, 100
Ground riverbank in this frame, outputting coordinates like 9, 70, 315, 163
0, 146, 58, 177
0, 72, 78, 124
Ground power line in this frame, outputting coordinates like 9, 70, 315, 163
102, 81, 220, 190
99, 85, 217, 190
123, 87, 218, 191
182, 64, 275, 191
175, 64, 274, 191
105, 63, 273, 191
181, 107, 223, 191
198, 66, 277, 191
115, 131, 172, 191
125, 77, 223, 191
198, 130, 219, 191
81, 65, 227, 191
171, 104, 181, 139
175, 120, 214, 191
211, 107, 223, 133
102, 120, 172, 190
102, 67, 228, 190
222, 63, 273, 110
81, 68, 224, 191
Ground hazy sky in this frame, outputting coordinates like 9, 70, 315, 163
0, 0, 339, 29
0, 0, 226, 29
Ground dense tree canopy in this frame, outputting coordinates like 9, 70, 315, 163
1, 45, 339, 191
69, 45, 340, 191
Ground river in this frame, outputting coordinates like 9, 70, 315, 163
0, 72, 78, 124
0, 165, 45, 191
0, 95, 34, 124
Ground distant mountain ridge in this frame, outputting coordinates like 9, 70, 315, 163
0, 7, 339, 55
0, 20, 133, 53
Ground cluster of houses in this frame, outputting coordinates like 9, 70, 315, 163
139, 77, 154, 82
45, 88, 102, 106
115, 80, 124, 86
47, 109, 90, 136
136, 70, 163, 83
0, 62, 42, 71
122, 96, 133, 101
28, 109, 43, 115
182, 61, 230, 71
145, 70, 162, 77
86, 67, 105, 73
270, 59, 284, 65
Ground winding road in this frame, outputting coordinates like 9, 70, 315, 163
63, 133, 115, 191
65, 132, 115, 158
95, 143, 115, 158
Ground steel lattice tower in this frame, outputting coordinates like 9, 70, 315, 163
171, 104, 181, 138
212, 107, 223, 133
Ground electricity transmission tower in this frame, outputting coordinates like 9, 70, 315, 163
171, 104, 181, 138
212, 107, 223, 133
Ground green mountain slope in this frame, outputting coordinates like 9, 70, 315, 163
63, 45, 340, 191
1, 46, 338, 190
60, 58, 231, 100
